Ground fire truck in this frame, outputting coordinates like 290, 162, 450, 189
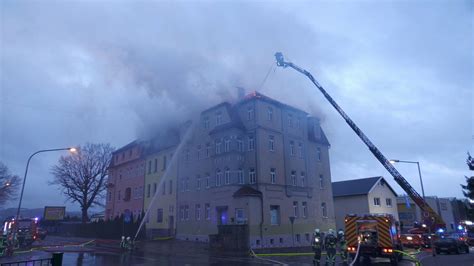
345, 214, 403, 265
0, 217, 39, 255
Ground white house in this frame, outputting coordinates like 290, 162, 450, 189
332, 176, 399, 230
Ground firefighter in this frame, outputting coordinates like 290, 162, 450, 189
311, 228, 323, 266
338, 230, 349, 265
120, 236, 126, 249
324, 229, 337, 266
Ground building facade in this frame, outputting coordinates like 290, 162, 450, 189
332, 177, 399, 230
176, 92, 336, 248
105, 141, 146, 220
143, 140, 178, 238
397, 196, 465, 233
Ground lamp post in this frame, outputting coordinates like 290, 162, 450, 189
389, 159, 425, 199
16, 147, 76, 220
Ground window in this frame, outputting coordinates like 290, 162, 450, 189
197, 176, 202, 190
157, 208, 163, 223
154, 158, 158, 173
296, 118, 301, 129
293, 201, 299, 217
206, 143, 211, 158
268, 135, 275, 151
203, 116, 210, 129
270, 168, 276, 184
185, 177, 190, 191
298, 142, 303, 158
270, 205, 280, 225
153, 183, 157, 194
316, 147, 321, 161
249, 169, 256, 184
147, 161, 152, 174
225, 169, 231, 185
291, 171, 297, 186
373, 197, 381, 206
147, 184, 151, 198
216, 111, 222, 125
267, 107, 273, 121
235, 208, 245, 224
185, 149, 190, 161
247, 107, 254, 120
179, 206, 184, 221
124, 187, 131, 201
184, 205, 189, 220
302, 202, 307, 218
215, 141, 222, 154
237, 139, 243, 152
195, 204, 201, 220
321, 202, 327, 218
162, 182, 166, 195
296, 234, 301, 243
238, 169, 244, 184
118, 190, 121, 200
224, 139, 230, 152
108, 191, 112, 201
319, 174, 324, 189
386, 198, 392, 207
248, 136, 255, 151
288, 114, 293, 127
301, 172, 306, 187
206, 174, 210, 188
197, 145, 201, 160
205, 204, 211, 220
169, 180, 173, 194
216, 170, 222, 186
270, 239, 274, 245
162, 156, 167, 170
305, 233, 310, 242
290, 141, 295, 156
440, 202, 447, 210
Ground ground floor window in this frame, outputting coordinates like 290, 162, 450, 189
270, 205, 280, 225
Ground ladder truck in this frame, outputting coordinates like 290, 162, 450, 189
274, 52, 445, 232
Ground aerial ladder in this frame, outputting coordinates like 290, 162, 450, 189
274, 52, 445, 231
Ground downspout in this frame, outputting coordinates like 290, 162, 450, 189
253, 100, 264, 242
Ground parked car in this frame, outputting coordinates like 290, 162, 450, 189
434, 237, 469, 254
401, 234, 424, 249
467, 232, 474, 246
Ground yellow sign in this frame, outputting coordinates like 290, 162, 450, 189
43, 206, 66, 221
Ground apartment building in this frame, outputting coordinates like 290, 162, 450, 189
176, 91, 336, 248
105, 141, 146, 220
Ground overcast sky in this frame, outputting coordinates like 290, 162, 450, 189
0, 0, 472, 211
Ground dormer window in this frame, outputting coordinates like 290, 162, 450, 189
203, 116, 210, 129
247, 107, 254, 121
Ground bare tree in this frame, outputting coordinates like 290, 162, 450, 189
0, 162, 20, 206
51, 143, 114, 223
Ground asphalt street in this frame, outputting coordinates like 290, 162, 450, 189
0, 237, 473, 265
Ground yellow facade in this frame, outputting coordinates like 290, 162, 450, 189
144, 146, 177, 237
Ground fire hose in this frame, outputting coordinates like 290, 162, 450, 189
348, 237, 362, 266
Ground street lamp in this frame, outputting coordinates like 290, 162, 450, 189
16, 147, 77, 220
389, 159, 425, 199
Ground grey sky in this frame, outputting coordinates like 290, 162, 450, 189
0, 0, 472, 211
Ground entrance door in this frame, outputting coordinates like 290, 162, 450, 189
216, 206, 228, 225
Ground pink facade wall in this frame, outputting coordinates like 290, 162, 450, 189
106, 143, 145, 220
